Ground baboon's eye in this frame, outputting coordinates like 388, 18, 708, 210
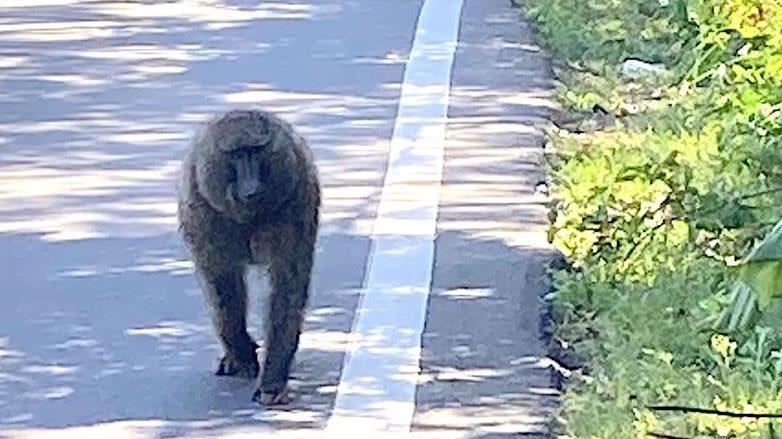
228, 148, 253, 163
242, 141, 269, 150
227, 165, 238, 182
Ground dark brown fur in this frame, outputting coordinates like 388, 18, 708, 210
177, 109, 320, 405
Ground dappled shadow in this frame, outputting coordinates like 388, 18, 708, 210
434, 0, 556, 251
0, 230, 369, 437
413, 234, 558, 438
0, 0, 562, 437
0, 0, 424, 437
0, 231, 557, 438
411, 0, 559, 437
0, 0, 421, 241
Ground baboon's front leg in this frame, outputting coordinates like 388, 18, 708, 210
252, 225, 315, 405
197, 265, 260, 379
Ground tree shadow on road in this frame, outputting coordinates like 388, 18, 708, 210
0, 230, 372, 437
0, 232, 560, 439
0, 0, 422, 241
0, 0, 564, 437
0, 0, 422, 436
409, 1, 562, 435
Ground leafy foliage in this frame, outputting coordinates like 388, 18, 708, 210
522, 0, 782, 436
717, 218, 782, 332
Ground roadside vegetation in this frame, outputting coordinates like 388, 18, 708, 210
518, 0, 782, 437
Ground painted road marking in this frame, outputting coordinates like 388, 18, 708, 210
324, 0, 465, 434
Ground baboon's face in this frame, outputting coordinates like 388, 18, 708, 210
221, 142, 299, 222
195, 113, 301, 222
224, 144, 275, 207
229, 146, 267, 203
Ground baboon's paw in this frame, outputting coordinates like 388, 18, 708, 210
215, 354, 259, 379
251, 386, 292, 406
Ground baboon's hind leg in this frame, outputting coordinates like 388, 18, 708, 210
252, 227, 314, 405
197, 265, 260, 379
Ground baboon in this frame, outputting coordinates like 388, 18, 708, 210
177, 109, 320, 405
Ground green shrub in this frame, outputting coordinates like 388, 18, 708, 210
551, 262, 782, 438
525, 0, 697, 66
522, 0, 782, 437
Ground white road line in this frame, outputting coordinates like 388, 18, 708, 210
324, 0, 464, 435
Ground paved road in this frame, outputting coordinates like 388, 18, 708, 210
0, 0, 557, 437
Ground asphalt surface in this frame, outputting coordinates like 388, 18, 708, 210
0, 1, 557, 437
